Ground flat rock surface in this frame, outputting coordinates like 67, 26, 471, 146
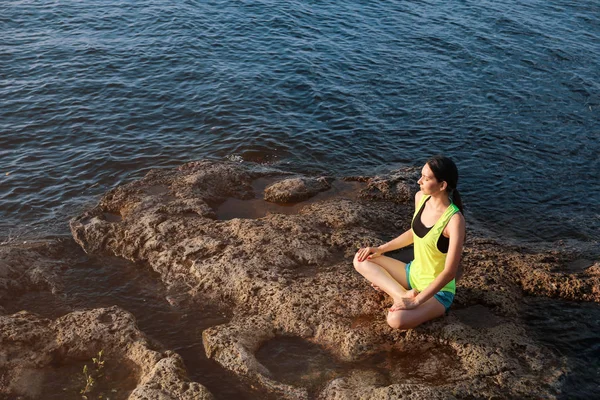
2, 159, 598, 399
66, 160, 600, 399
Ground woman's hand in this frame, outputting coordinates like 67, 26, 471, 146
356, 246, 382, 262
389, 297, 420, 312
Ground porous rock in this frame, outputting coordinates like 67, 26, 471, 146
264, 176, 332, 203
0, 306, 214, 400
69, 159, 598, 399
0, 240, 67, 303
319, 370, 456, 400
348, 167, 420, 204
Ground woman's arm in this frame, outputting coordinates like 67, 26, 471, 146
391, 212, 465, 309
377, 229, 414, 253
356, 229, 413, 261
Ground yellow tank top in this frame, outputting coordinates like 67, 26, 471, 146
409, 195, 459, 293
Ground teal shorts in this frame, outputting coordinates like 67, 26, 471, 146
405, 261, 454, 313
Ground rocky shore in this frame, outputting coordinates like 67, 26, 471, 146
2, 160, 598, 399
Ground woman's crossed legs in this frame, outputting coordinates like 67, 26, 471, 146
353, 252, 445, 330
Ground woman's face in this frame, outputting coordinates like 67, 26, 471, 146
418, 163, 445, 195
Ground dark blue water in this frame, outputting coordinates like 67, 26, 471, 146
1, 0, 599, 252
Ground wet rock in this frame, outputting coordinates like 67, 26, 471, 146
68, 159, 598, 399
349, 167, 420, 204
587, 261, 600, 276
0, 240, 68, 305
453, 305, 504, 329
320, 369, 455, 400
0, 306, 214, 400
560, 258, 595, 273
203, 316, 308, 400
459, 238, 600, 305
131, 356, 215, 400
264, 177, 332, 203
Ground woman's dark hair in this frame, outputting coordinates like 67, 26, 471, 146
426, 155, 464, 214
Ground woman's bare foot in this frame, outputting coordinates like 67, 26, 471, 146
389, 290, 420, 312
389, 295, 421, 311
401, 288, 419, 299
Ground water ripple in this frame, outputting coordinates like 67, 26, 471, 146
1, 0, 599, 251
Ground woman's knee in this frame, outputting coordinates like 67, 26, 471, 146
353, 254, 372, 275
353, 252, 364, 271
387, 311, 410, 330
386, 312, 400, 329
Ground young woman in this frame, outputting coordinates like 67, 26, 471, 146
353, 156, 465, 330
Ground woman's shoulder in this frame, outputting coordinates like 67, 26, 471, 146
443, 211, 465, 241
448, 211, 465, 231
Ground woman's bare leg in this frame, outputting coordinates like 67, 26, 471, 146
353, 253, 417, 304
368, 256, 419, 299
366, 255, 408, 286
386, 296, 445, 330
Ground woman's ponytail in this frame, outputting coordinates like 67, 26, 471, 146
451, 188, 464, 215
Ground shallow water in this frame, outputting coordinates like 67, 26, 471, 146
216, 177, 362, 220
1, 0, 599, 254
4, 240, 265, 400
256, 336, 460, 396
38, 357, 138, 400
522, 297, 600, 400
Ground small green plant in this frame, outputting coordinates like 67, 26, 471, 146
80, 364, 95, 398
92, 349, 105, 377
80, 350, 106, 399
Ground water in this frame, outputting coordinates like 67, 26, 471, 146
4, 239, 265, 399
522, 297, 600, 399
257, 336, 459, 396
216, 177, 362, 220
1, 0, 599, 252
1, 1, 599, 395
